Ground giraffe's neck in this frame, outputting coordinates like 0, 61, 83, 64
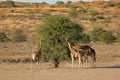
37, 42, 42, 52
66, 41, 73, 52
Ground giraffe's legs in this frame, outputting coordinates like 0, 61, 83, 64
92, 58, 96, 68
85, 61, 88, 68
37, 55, 40, 64
78, 55, 82, 68
83, 55, 88, 68
71, 54, 74, 68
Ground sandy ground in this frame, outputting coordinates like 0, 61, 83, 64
0, 62, 120, 80
0, 42, 120, 80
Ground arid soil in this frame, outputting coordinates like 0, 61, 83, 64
0, 42, 120, 80
0, 62, 120, 80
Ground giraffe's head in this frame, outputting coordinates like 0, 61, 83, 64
89, 40, 95, 47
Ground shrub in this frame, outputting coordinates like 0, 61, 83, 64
79, 33, 90, 43
11, 29, 26, 42
103, 17, 111, 23
89, 17, 96, 22
104, 2, 115, 8
0, 32, 10, 42
96, 15, 105, 19
41, 2, 47, 4
66, 1, 72, 4
89, 28, 106, 41
6, 0, 15, 7
78, 8, 87, 13
116, 33, 120, 44
37, 15, 88, 67
89, 10, 99, 17
99, 31, 115, 44
89, 28, 115, 43
68, 8, 78, 21
56, 1, 64, 4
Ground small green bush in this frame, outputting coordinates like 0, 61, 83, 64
66, 1, 72, 4
56, 1, 64, 4
104, 2, 115, 8
89, 10, 99, 17
41, 2, 47, 4
96, 15, 105, 19
68, 8, 78, 20
89, 17, 96, 22
11, 29, 26, 42
116, 33, 120, 44
99, 31, 115, 44
78, 8, 87, 13
6, 0, 15, 7
89, 28, 106, 41
80, 34, 90, 43
0, 32, 10, 42
89, 28, 115, 44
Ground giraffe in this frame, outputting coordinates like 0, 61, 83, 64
66, 39, 83, 68
73, 41, 96, 68
31, 40, 42, 63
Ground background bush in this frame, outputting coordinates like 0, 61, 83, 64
11, 29, 26, 42
99, 31, 115, 44
89, 28, 115, 43
68, 8, 78, 21
0, 32, 10, 42
116, 33, 120, 44
56, 1, 64, 4
6, 0, 16, 7
89, 28, 106, 41
89, 10, 99, 17
78, 8, 87, 14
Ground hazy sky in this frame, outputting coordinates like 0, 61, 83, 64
10, 0, 92, 4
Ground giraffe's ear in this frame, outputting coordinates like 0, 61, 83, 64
89, 40, 95, 47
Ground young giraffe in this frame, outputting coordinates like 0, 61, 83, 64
66, 39, 83, 68
31, 40, 42, 63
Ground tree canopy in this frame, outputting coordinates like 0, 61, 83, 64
37, 15, 89, 62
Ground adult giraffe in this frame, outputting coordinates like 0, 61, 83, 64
31, 40, 42, 63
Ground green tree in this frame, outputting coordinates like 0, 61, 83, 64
37, 15, 89, 67
11, 29, 26, 42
